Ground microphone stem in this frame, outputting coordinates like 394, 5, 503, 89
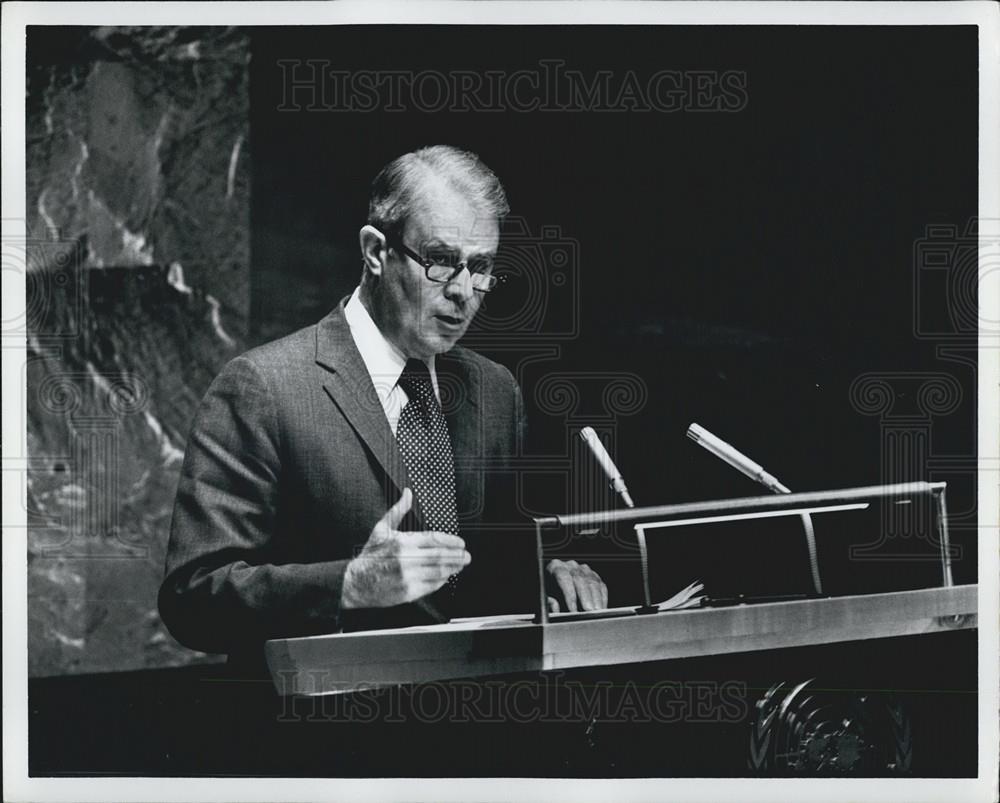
762, 472, 823, 595
687, 422, 824, 595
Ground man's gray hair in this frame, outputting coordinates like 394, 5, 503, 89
367, 145, 509, 239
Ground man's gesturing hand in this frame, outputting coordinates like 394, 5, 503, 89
340, 488, 471, 609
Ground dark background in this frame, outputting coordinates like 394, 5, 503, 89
250, 25, 979, 601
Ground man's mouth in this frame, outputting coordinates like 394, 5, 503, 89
435, 314, 465, 327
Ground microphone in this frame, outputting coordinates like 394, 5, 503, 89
686, 422, 823, 595
686, 423, 790, 494
579, 426, 635, 508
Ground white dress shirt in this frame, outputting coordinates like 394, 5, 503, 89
343, 287, 440, 435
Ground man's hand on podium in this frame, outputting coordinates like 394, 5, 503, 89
546, 559, 608, 613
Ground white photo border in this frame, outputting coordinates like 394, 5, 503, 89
3, 2, 997, 801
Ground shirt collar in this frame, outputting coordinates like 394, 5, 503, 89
344, 287, 436, 401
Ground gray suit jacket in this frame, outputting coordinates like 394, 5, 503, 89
159, 299, 529, 666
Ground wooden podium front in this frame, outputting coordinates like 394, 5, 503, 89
266, 481, 974, 696
266, 585, 977, 697
262, 482, 977, 775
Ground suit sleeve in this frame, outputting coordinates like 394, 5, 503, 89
158, 355, 349, 653
511, 366, 527, 459
488, 364, 537, 612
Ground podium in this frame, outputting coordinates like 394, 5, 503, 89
266, 481, 976, 696
264, 481, 977, 774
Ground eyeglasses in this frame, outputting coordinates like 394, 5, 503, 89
386, 234, 502, 293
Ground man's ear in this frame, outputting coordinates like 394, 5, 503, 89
359, 225, 387, 277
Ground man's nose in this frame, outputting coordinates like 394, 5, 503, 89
443, 267, 475, 304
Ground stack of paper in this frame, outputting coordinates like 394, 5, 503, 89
441, 580, 707, 628
547, 580, 706, 621
652, 579, 706, 611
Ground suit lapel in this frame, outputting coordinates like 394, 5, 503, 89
437, 350, 484, 520
316, 300, 485, 530
315, 300, 412, 509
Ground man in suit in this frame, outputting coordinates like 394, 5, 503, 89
159, 145, 606, 673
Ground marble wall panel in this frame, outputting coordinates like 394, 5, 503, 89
27, 26, 250, 326
26, 26, 250, 676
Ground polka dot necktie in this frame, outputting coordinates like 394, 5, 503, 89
396, 358, 460, 599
